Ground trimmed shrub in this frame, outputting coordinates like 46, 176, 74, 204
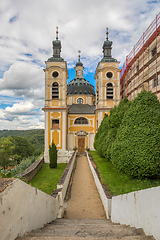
94, 96, 130, 160
103, 97, 130, 160
94, 114, 110, 158
111, 91, 160, 179
49, 141, 57, 168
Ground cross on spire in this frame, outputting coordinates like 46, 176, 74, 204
78, 50, 81, 61
106, 27, 109, 40
56, 26, 59, 40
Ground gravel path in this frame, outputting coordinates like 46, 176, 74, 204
65, 155, 106, 219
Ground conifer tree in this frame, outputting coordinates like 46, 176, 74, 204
49, 141, 57, 168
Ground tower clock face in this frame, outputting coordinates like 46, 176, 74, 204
52, 71, 59, 78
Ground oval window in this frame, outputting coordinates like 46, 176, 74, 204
106, 72, 113, 78
52, 71, 59, 78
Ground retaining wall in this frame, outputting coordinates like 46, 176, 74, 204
0, 178, 59, 240
111, 186, 160, 240
87, 151, 160, 239
56, 150, 77, 218
16, 154, 44, 181
0, 151, 77, 240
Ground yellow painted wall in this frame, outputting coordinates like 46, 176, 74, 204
52, 130, 59, 146
68, 114, 95, 133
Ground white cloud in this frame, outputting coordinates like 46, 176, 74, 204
5, 101, 35, 114
0, 62, 44, 90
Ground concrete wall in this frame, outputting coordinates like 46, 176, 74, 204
57, 151, 77, 218
0, 151, 77, 240
16, 154, 44, 181
87, 151, 160, 239
0, 179, 59, 240
86, 151, 111, 219
57, 150, 74, 163
111, 186, 160, 240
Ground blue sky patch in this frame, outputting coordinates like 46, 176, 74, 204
9, 15, 18, 23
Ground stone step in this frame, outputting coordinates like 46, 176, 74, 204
16, 237, 153, 240
16, 219, 154, 240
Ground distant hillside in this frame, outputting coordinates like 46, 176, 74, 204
0, 129, 44, 156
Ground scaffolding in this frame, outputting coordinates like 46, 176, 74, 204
120, 13, 160, 101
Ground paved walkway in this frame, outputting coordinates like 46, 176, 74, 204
65, 155, 106, 219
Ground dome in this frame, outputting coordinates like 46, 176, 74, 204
52, 39, 61, 47
76, 60, 83, 67
67, 78, 95, 96
103, 39, 112, 48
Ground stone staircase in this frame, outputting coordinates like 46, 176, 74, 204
16, 219, 155, 240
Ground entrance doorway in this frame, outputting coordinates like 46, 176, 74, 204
78, 138, 85, 153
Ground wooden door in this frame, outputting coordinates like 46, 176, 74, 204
78, 138, 85, 153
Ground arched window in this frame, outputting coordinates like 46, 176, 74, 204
52, 82, 59, 99
106, 83, 113, 99
74, 117, 88, 124
77, 98, 83, 104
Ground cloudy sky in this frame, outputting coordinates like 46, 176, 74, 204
0, 0, 160, 130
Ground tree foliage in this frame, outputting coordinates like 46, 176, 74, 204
49, 141, 57, 168
0, 137, 15, 169
0, 129, 44, 156
0, 135, 35, 169
111, 91, 160, 179
9, 136, 35, 162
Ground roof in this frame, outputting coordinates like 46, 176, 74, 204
67, 78, 95, 96
76, 60, 83, 67
67, 104, 95, 114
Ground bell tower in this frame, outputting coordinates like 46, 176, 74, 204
43, 27, 68, 162
95, 28, 120, 129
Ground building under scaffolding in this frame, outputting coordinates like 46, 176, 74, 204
120, 13, 160, 101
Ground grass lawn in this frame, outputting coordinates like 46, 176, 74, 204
90, 151, 160, 196
29, 163, 67, 194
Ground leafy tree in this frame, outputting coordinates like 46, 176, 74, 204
9, 136, 35, 162
0, 137, 15, 169
49, 141, 57, 168
111, 91, 160, 179
0, 129, 44, 156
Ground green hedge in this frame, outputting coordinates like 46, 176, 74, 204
111, 91, 160, 179
94, 96, 130, 161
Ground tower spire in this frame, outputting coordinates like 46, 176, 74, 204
101, 28, 117, 62
75, 50, 83, 78
47, 26, 64, 62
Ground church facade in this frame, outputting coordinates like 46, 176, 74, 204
43, 28, 120, 162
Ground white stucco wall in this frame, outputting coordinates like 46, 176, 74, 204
0, 152, 77, 240
57, 151, 77, 218
111, 186, 160, 240
0, 179, 59, 240
86, 152, 111, 219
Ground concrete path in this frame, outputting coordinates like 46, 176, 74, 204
64, 154, 106, 219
